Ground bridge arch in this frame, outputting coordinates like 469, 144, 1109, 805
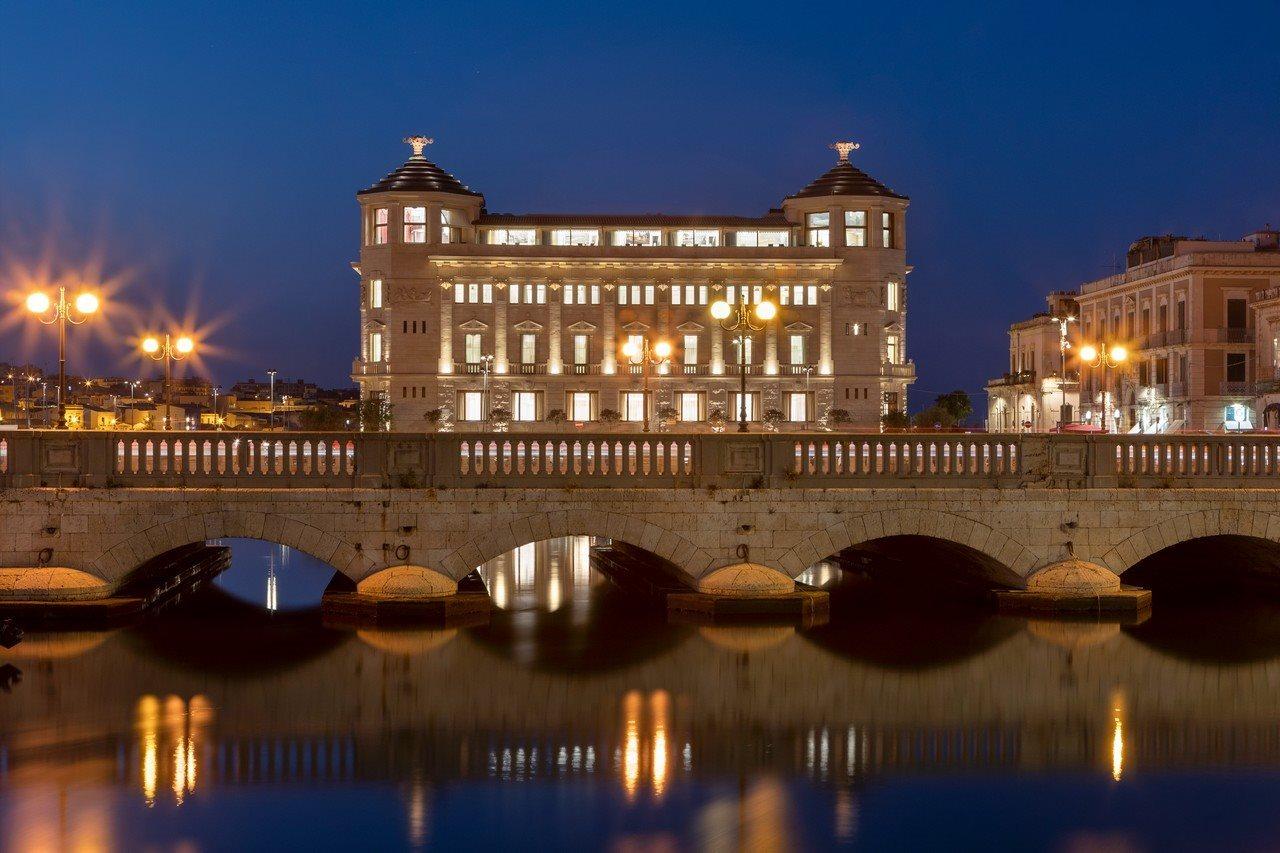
437, 510, 717, 584
94, 509, 370, 588
1101, 509, 1280, 575
777, 508, 1036, 580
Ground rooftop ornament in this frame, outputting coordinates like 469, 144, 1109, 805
829, 140, 861, 161
403, 135, 434, 158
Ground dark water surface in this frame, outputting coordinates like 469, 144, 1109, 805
4, 537, 1280, 851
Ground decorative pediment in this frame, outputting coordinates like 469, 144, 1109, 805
620, 321, 651, 332
676, 321, 705, 332
884, 321, 904, 333
458, 319, 489, 331
567, 320, 598, 333
784, 321, 814, 333
513, 320, 544, 332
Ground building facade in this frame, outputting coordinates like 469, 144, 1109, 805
1074, 230, 1280, 433
352, 138, 914, 431
986, 293, 1080, 432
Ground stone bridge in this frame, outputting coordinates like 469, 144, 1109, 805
1, 430, 1279, 609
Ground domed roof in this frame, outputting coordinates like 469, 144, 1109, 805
787, 141, 906, 201
358, 136, 482, 197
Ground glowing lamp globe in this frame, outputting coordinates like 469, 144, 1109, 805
653, 340, 672, 359
754, 301, 777, 321
74, 293, 99, 315
1109, 345, 1128, 363
26, 292, 50, 314
621, 341, 637, 358
710, 300, 731, 320
142, 337, 160, 354
1078, 344, 1097, 363
175, 336, 194, 354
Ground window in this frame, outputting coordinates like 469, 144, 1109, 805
1225, 403, 1253, 430
509, 283, 546, 304
488, 228, 537, 245
562, 283, 600, 305
780, 284, 819, 306
520, 333, 537, 364
683, 334, 698, 365
625, 334, 644, 359
678, 392, 701, 422
573, 334, 590, 364
847, 322, 864, 336
787, 392, 808, 422
403, 207, 427, 243
844, 211, 867, 246
886, 334, 901, 364
368, 332, 383, 363
550, 228, 599, 246
1176, 301, 1186, 330
369, 278, 383, 309
675, 229, 719, 247
460, 391, 484, 422
725, 285, 765, 305
612, 229, 662, 246
570, 391, 593, 422
886, 281, 901, 312
454, 282, 494, 304
440, 209, 460, 243
373, 208, 389, 245
728, 392, 758, 421
622, 392, 646, 422
512, 391, 539, 422
789, 334, 806, 365
881, 212, 894, 248
734, 230, 789, 247
806, 212, 830, 247
1227, 352, 1247, 382
1227, 298, 1247, 330
670, 284, 708, 306
732, 336, 754, 364
465, 333, 482, 363
617, 285, 655, 305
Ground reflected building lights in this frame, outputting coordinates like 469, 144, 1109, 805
650, 690, 669, 799
623, 690, 642, 800
135, 695, 160, 807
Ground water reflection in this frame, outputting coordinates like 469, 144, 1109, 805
7, 539, 1280, 848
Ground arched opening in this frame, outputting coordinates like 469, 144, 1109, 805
1121, 535, 1280, 663
463, 536, 692, 671
804, 536, 1022, 602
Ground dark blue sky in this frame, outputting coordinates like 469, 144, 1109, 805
1, 1, 1276, 402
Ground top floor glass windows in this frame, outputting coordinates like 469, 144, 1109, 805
550, 228, 600, 246
779, 284, 819, 306
733, 230, 790, 247
675, 229, 720, 247
806, 212, 830, 247
612, 229, 662, 247
618, 284, 656, 305
372, 208, 389, 245
488, 228, 537, 246
454, 283, 494, 304
562, 284, 601, 305
403, 207, 428, 243
844, 211, 867, 246
725, 285, 765, 305
509, 283, 547, 304
440, 209, 461, 243
671, 284, 709, 306
881, 212, 895, 248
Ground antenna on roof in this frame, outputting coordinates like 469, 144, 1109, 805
830, 141, 860, 162
403, 136, 434, 158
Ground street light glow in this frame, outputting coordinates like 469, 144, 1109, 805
25, 292, 50, 314
1078, 344, 1097, 362
142, 337, 160, 354
74, 293, 100, 314
621, 341, 637, 358
653, 340, 672, 359
710, 300, 731, 320
1109, 345, 1128, 363
176, 336, 194, 354
754, 301, 777, 321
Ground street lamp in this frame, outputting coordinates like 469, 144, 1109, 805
267, 369, 277, 429
25, 287, 100, 428
479, 354, 495, 426
142, 334, 194, 430
710, 293, 777, 432
1056, 313, 1077, 427
621, 337, 672, 432
1078, 342, 1128, 433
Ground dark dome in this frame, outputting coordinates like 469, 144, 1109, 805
358, 145, 481, 197
787, 159, 906, 201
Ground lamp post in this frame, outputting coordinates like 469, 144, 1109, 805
212, 385, 221, 429
142, 334, 194, 430
802, 364, 814, 431
1078, 342, 1128, 433
621, 337, 672, 432
710, 293, 777, 432
267, 370, 277, 429
1056, 313, 1077, 427
25, 287, 100, 428
479, 354, 495, 426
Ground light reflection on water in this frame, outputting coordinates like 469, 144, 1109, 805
4, 538, 1280, 849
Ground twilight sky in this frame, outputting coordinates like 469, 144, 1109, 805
1, 1, 1276, 404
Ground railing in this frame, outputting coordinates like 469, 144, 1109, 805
5, 430, 1280, 489
1221, 381, 1252, 396
1212, 327, 1251, 344
680, 364, 710, 376
569, 363, 601, 375
988, 370, 1036, 387
882, 362, 916, 379
515, 363, 547, 375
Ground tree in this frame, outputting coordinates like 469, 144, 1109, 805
598, 408, 621, 424
656, 405, 678, 431
881, 410, 910, 431
763, 408, 785, 432
708, 407, 727, 433
297, 405, 346, 431
934, 390, 973, 425
827, 408, 852, 427
358, 397, 392, 432
546, 408, 566, 426
488, 407, 512, 431
424, 408, 443, 431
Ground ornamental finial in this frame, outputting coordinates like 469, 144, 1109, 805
403, 135, 434, 158
830, 140, 860, 162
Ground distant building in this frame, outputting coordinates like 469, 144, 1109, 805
986, 293, 1080, 432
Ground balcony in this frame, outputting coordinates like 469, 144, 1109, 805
569, 363, 601, 375
1169, 381, 1188, 397
1212, 327, 1251, 344
514, 363, 547, 375
882, 361, 916, 380
351, 360, 390, 376
987, 370, 1036, 387
454, 362, 489, 375
780, 364, 818, 376
680, 364, 710, 376
1221, 380, 1252, 396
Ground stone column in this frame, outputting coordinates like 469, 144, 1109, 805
711, 280, 725, 375
426, 202, 443, 245
438, 284, 453, 374
493, 281, 509, 374
819, 286, 834, 375
764, 306, 779, 376
548, 282, 563, 375
602, 282, 617, 375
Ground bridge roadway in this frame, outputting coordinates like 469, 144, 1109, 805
2, 430, 1280, 607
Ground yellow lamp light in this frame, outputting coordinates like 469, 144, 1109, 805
621, 341, 637, 358
74, 293, 99, 315
26, 292, 50, 314
1109, 345, 1128, 363
653, 340, 672, 360
1078, 344, 1097, 363
175, 336, 194, 354
142, 337, 160, 354
754, 301, 777, 321
710, 300, 731, 320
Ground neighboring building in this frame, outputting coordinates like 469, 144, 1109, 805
1074, 228, 1280, 432
352, 137, 914, 430
986, 292, 1080, 432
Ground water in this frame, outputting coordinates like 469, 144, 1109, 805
4, 537, 1280, 850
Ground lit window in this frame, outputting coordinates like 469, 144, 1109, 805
675, 229, 719, 247
550, 228, 599, 246
789, 334, 806, 365
679, 392, 701, 422
488, 228, 536, 245
536, 284, 546, 303
573, 334, 589, 364
807, 212, 830, 247
733, 336, 754, 364
521, 333, 537, 364
368, 332, 383, 363
373, 208, 389, 244
886, 334, 900, 364
465, 333, 482, 363
369, 279, 383, 309
441, 209, 461, 244
626, 334, 644, 359
729, 392, 758, 421
844, 210, 866, 246
454, 283, 465, 303
612, 229, 662, 246
482, 284, 493, 304
683, 334, 698, 365
882, 212, 894, 248
886, 281, 901, 311
513, 391, 538, 421
787, 392, 808, 422
735, 230, 790, 247
622, 392, 646, 422
404, 207, 427, 243
570, 391, 593, 421
460, 391, 484, 422
645, 284, 655, 304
